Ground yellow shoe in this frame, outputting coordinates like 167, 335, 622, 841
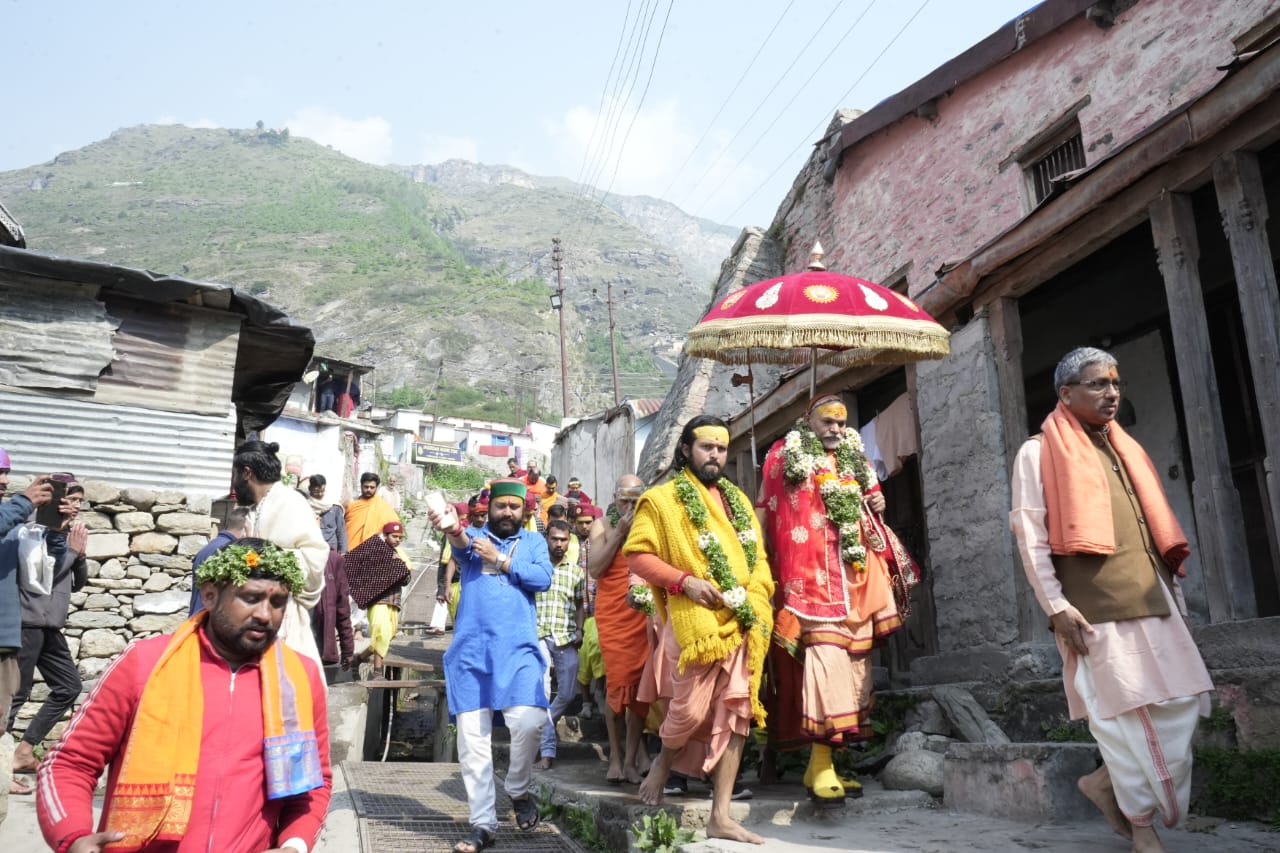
803, 743, 827, 788
805, 744, 843, 800
837, 773, 863, 799
810, 765, 845, 800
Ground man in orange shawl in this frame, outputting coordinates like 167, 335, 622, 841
38, 539, 330, 853
587, 475, 650, 785
1011, 347, 1211, 853
760, 394, 902, 802
345, 471, 401, 550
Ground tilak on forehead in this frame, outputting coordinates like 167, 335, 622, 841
807, 394, 847, 420
692, 425, 730, 445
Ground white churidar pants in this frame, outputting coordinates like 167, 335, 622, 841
1074, 654, 1201, 828
455, 705, 545, 831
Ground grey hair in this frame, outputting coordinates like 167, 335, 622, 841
1053, 347, 1117, 390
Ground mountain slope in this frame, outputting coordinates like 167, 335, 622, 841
0, 125, 738, 420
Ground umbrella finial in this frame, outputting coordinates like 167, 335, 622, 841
807, 241, 826, 271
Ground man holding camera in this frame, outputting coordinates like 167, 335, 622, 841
7, 478, 89, 784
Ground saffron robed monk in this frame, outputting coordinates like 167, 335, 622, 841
586, 474, 651, 785
1011, 347, 1212, 853
345, 472, 400, 551
37, 539, 331, 853
623, 416, 774, 846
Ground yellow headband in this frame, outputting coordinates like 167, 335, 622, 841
814, 401, 847, 420
692, 425, 730, 445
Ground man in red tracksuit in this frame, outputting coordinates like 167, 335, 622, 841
37, 538, 331, 853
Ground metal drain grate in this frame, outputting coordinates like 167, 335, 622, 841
359, 818, 586, 852
345, 762, 492, 820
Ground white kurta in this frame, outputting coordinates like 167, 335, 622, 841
1009, 438, 1213, 721
1010, 437, 1213, 827
249, 482, 329, 675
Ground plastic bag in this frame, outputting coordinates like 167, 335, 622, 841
17, 523, 54, 595
429, 600, 448, 631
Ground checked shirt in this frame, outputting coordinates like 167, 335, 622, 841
536, 552, 586, 647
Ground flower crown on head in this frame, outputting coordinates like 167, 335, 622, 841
196, 542, 304, 592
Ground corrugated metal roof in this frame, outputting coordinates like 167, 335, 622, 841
627, 398, 664, 418
94, 295, 240, 417
0, 245, 314, 435
0, 388, 236, 496
0, 280, 116, 391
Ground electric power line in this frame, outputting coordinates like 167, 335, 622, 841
685, 0, 880, 220
578, 0, 678, 252
713, 0, 934, 228
650, 0, 798, 207
656, 0, 849, 223
568, 0, 638, 195
570, 0, 657, 217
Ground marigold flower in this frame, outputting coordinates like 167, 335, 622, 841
245, 550, 261, 568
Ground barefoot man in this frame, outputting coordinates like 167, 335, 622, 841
587, 475, 651, 784
1011, 347, 1213, 853
624, 416, 774, 845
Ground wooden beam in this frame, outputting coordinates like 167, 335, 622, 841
988, 299, 1046, 641
973, 88, 1280, 311
1149, 192, 1256, 621
1213, 151, 1280, 590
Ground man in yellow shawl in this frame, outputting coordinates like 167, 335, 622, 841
345, 472, 401, 550
624, 415, 773, 846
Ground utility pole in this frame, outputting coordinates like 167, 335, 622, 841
607, 278, 621, 406
428, 362, 444, 441
551, 237, 569, 419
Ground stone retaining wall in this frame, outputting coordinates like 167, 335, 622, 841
10, 477, 215, 742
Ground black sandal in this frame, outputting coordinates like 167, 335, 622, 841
512, 795, 540, 831
453, 826, 494, 853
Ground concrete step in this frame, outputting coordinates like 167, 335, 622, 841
528, 757, 935, 853
943, 741, 1099, 822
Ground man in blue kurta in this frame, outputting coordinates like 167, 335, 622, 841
428, 478, 553, 853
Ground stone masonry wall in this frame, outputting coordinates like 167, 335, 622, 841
9, 477, 214, 742
915, 313, 1019, 655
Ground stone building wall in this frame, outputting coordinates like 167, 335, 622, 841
9, 477, 215, 741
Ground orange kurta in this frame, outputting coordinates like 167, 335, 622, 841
595, 540, 651, 716
344, 495, 400, 551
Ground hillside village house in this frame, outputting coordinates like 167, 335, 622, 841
643, 0, 1280, 709
551, 397, 663, 501
414, 413, 557, 471
0, 244, 313, 496
263, 356, 390, 503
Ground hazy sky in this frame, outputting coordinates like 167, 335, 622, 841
6, 1, 1033, 227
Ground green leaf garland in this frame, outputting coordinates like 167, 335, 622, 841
781, 421, 877, 572
673, 471, 757, 631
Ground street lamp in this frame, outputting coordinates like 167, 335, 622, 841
549, 292, 562, 310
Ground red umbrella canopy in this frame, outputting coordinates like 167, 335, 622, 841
685, 269, 950, 367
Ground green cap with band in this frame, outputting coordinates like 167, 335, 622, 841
489, 478, 529, 501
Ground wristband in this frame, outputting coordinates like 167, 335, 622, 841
667, 573, 690, 596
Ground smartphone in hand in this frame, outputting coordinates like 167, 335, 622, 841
35, 473, 74, 529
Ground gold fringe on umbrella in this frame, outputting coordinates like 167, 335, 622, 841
685, 313, 951, 366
